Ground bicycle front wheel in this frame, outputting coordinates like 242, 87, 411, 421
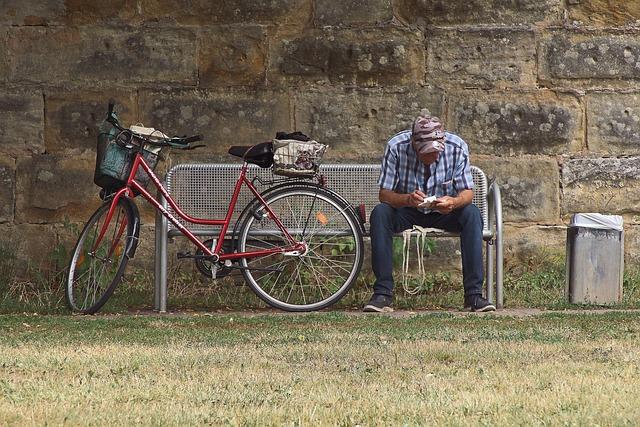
238, 187, 364, 311
66, 199, 136, 314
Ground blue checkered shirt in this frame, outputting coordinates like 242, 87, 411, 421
377, 130, 474, 211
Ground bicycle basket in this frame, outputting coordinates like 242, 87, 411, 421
272, 139, 327, 177
94, 123, 159, 190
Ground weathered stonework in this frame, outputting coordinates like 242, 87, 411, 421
0, 0, 138, 25
5, 27, 197, 85
395, 0, 561, 26
295, 87, 444, 160
0, 224, 59, 271
139, 90, 292, 156
271, 28, 425, 86
139, 0, 312, 25
562, 157, 640, 215
314, 0, 393, 27
449, 91, 583, 155
16, 154, 100, 224
427, 29, 536, 89
198, 26, 267, 87
567, 0, 640, 27
45, 91, 138, 154
0, 89, 44, 156
503, 225, 566, 263
540, 33, 640, 86
624, 226, 640, 265
0, 157, 15, 223
587, 93, 640, 155
474, 157, 560, 223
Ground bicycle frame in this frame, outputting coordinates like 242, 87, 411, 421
93, 150, 306, 263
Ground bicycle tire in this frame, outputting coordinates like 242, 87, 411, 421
66, 199, 136, 314
237, 186, 364, 311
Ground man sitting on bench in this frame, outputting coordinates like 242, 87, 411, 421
363, 111, 496, 313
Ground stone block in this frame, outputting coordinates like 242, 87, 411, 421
449, 91, 583, 155
0, 157, 15, 223
294, 87, 444, 160
562, 157, 640, 215
504, 225, 566, 264
139, 90, 292, 157
139, 0, 312, 25
540, 33, 640, 85
0, 224, 59, 272
314, 0, 393, 26
16, 154, 100, 224
587, 93, 640, 155
567, 0, 640, 27
0, 0, 138, 25
198, 26, 267, 87
474, 157, 560, 223
395, 0, 561, 26
271, 28, 425, 86
45, 91, 137, 154
5, 27, 196, 85
624, 226, 640, 266
0, 89, 44, 156
427, 29, 536, 89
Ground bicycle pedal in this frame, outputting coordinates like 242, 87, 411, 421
177, 251, 192, 259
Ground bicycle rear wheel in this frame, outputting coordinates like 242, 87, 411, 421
66, 199, 136, 314
237, 186, 364, 311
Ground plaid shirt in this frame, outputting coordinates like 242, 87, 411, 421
378, 130, 474, 210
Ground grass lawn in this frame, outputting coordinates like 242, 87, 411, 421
1, 311, 640, 425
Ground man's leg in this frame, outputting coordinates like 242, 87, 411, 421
369, 204, 427, 297
426, 204, 484, 298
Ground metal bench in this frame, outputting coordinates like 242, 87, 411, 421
154, 164, 503, 311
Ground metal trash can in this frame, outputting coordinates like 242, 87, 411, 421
566, 213, 624, 304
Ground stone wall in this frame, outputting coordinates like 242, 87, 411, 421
1, 0, 640, 271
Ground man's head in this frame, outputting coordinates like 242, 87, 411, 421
411, 111, 445, 165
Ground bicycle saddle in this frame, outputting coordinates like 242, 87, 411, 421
228, 142, 273, 168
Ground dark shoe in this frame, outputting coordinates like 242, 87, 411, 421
363, 294, 393, 313
464, 295, 496, 312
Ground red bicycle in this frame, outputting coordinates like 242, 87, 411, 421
66, 103, 364, 314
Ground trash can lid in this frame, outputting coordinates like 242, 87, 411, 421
570, 213, 623, 231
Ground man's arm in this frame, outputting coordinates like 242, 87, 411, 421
379, 188, 427, 209
432, 189, 473, 214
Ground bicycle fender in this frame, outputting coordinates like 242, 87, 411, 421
122, 198, 141, 259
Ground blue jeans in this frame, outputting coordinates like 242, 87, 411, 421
370, 203, 484, 298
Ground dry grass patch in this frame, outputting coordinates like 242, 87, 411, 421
0, 312, 639, 425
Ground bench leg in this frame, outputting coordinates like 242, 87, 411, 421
496, 222, 504, 309
154, 187, 168, 313
486, 241, 494, 304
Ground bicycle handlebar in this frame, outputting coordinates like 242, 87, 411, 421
105, 102, 204, 150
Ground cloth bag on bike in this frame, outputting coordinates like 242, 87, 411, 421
272, 131, 327, 177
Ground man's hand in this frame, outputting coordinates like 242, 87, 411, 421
433, 196, 456, 214
407, 190, 426, 208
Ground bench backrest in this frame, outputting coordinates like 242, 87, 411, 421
165, 164, 489, 236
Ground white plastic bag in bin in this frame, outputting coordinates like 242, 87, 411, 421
570, 213, 623, 231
